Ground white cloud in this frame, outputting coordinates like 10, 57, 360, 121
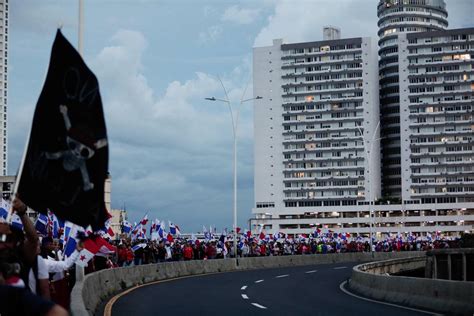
91, 29, 254, 228
254, 0, 474, 47
198, 25, 223, 44
221, 5, 261, 25
10, 0, 75, 34
203, 5, 219, 18
254, 0, 378, 47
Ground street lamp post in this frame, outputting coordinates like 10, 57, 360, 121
357, 121, 381, 257
205, 77, 262, 266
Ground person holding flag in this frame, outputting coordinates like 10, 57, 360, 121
41, 237, 84, 309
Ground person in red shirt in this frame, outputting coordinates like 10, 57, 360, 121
205, 242, 217, 259
125, 246, 134, 266
259, 243, 267, 256
302, 243, 309, 255
183, 242, 194, 261
117, 244, 128, 267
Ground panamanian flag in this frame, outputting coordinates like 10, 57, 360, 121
132, 243, 146, 252
35, 213, 49, 236
76, 238, 100, 267
64, 224, 84, 257
169, 221, 181, 236
122, 220, 132, 234
0, 198, 10, 220
11, 214, 24, 230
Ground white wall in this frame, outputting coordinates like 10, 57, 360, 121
362, 37, 382, 201
397, 33, 412, 201
253, 39, 286, 212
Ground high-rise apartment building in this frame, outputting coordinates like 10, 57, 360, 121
252, 34, 382, 236
0, 0, 7, 176
378, 0, 448, 198
251, 2, 474, 237
398, 28, 474, 204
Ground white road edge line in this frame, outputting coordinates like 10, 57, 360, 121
305, 270, 317, 274
339, 281, 442, 316
255, 279, 264, 283
241, 294, 249, 300
334, 266, 348, 270
275, 274, 289, 278
241, 285, 247, 290
251, 303, 267, 309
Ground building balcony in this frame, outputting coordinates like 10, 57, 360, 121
283, 136, 360, 144
281, 58, 363, 69
282, 107, 363, 115
283, 195, 361, 201
409, 129, 473, 138
282, 113, 364, 126
378, 10, 448, 24
282, 174, 364, 181
410, 181, 474, 188
282, 125, 364, 135
283, 167, 364, 175
408, 109, 473, 117
282, 77, 363, 87
281, 68, 362, 79
407, 89, 473, 99
281, 47, 362, 60
411, 170, 474, 177
411, 191, 474, 197
282, 96, 363, 106
282, 86, 363, 98
409, 119, 473, 127
283, 184, 362, 192
410, 151, 473, 158
410, 160, 474, 168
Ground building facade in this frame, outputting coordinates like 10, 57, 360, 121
378, 0, 448, 198
253, 34, 383, 236
0, 175, 36, 222
398, 28, 474, 204
0, 0, 8, 176
251, 4, 474, 237
110, 208, 127, 236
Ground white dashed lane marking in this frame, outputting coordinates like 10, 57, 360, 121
241, 285, 247, 290
255, 279, 264, 283
334, 266, 347, 270
305, 270, 318, 274
275, 274, 289, 278
251, 303, 268, 309
241, 294, 249, 300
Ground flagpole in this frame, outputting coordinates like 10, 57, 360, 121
78, 0, 84, 56
75, 0, 85, 283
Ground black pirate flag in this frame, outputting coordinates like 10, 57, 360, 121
17, 30, 109, 229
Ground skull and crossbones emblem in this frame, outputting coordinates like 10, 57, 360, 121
45, 105, 107, 191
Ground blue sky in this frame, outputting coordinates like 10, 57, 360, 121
8, 0, 474, 232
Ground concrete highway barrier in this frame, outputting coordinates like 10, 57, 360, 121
348, 256, 474, 315
71, 251, 419, 315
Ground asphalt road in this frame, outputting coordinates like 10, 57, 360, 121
111, 262, 432, 316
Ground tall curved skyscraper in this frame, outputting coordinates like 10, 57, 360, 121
377, 0, 448, 198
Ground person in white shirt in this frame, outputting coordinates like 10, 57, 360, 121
28, 254, 49, 297
42, 237, 83, 308
44, 244, 82, 274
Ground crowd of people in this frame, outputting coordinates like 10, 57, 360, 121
1, 198, 70, 316
109, 235, 458, 267
0, 196, 464, 316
